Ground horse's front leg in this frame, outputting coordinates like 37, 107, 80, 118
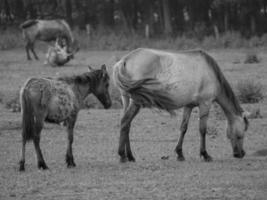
65, 114, 77, 167
199, 102, 212, 162
119, 100, 140, 163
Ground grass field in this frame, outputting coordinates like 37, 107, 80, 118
0, 48, 267, 200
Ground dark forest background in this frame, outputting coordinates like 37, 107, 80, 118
1, 0, 267, 50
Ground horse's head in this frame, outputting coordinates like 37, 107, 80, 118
67, 39, 79, 59
227, 111, 249, 158
88, 65, 112, 109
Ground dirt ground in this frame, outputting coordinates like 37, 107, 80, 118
0, 49, 267, 200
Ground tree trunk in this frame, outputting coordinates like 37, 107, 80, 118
65, 0, 72, 27
15, 0, 25, 19
162, 0, 173, 35
224, 7, 228, 32
250, 16, 256, 35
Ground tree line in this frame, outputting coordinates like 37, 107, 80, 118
1, 0, 267, 38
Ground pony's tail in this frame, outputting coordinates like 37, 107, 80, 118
20, 88, 35, 142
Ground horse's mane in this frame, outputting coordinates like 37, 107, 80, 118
113, 61, 177, 115
58, 70, 107, 87
58, 19, 74, 43
200, 51, 243, 115
20, 19, 38, 29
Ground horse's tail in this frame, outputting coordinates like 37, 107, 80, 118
113, 60, 178, 114
20, 19, 38, 29
20, 87, 35, 142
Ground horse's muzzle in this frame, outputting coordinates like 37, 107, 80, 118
233, 150, 246, 158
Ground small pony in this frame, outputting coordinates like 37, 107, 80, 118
19, 65, 112, 171
45, 37, 76, 67
113, 48, 249, 163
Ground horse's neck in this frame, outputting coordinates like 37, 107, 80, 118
72, 84, 91, 105
216, 95, 242, 122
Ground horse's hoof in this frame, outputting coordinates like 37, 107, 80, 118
19, 161, 25, 171
38, 161, 49, 170
127, 154, 136, 162
201, 152, 213, 162
177, 155, 185, 161
67, 162, 76, 168
204, 156, 213, 162
128, 157, 136, 162
19, 165, 25, 171
66, 155, 76, 167
120, 157, 128, 163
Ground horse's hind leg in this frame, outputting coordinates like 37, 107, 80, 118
30, 43, 39, 60
121, 92, 130, 113
199, 102, 212, 162
33, 117, 48, 169
175, 106, 193, 161
25, 43, 31, 60
65, 115, 77, 168
119, 100, 140, 162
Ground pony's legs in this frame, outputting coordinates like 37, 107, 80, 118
119, 100, 140, 162
19, 140, 26, 171
65, 115, 77, 167
175, 106, 193, 161
33, 116, 48, 169
199, 102, 212, 162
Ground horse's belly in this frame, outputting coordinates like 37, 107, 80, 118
168, 86, 198, 107
46, 95, 75, 122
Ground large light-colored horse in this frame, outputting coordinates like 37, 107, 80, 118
20, 19, 78, 60
19, 65, 112, 171
113, 48, 249, 163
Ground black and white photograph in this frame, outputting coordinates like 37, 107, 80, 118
0, 0, 266, 199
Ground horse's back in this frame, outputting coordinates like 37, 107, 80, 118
21, 77, 77, 123
114, 48, 220, 108
21, 19, 73, 42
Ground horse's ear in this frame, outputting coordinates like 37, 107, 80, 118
88, 65, 94, 72
242, 111, 250, 131
242, 111, 251, 119
101, 64, 107, 71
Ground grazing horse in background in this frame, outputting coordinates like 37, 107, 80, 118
19, 65, 112, 171
113, 48, 249, 163
20, 19, 78, 60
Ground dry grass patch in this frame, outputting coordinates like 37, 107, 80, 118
236, 79, 264, 103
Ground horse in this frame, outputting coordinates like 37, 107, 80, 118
113, 48, 250, 163
20, 19, 79, 60
19, 65, 112, 171
45, 37, 76, 67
